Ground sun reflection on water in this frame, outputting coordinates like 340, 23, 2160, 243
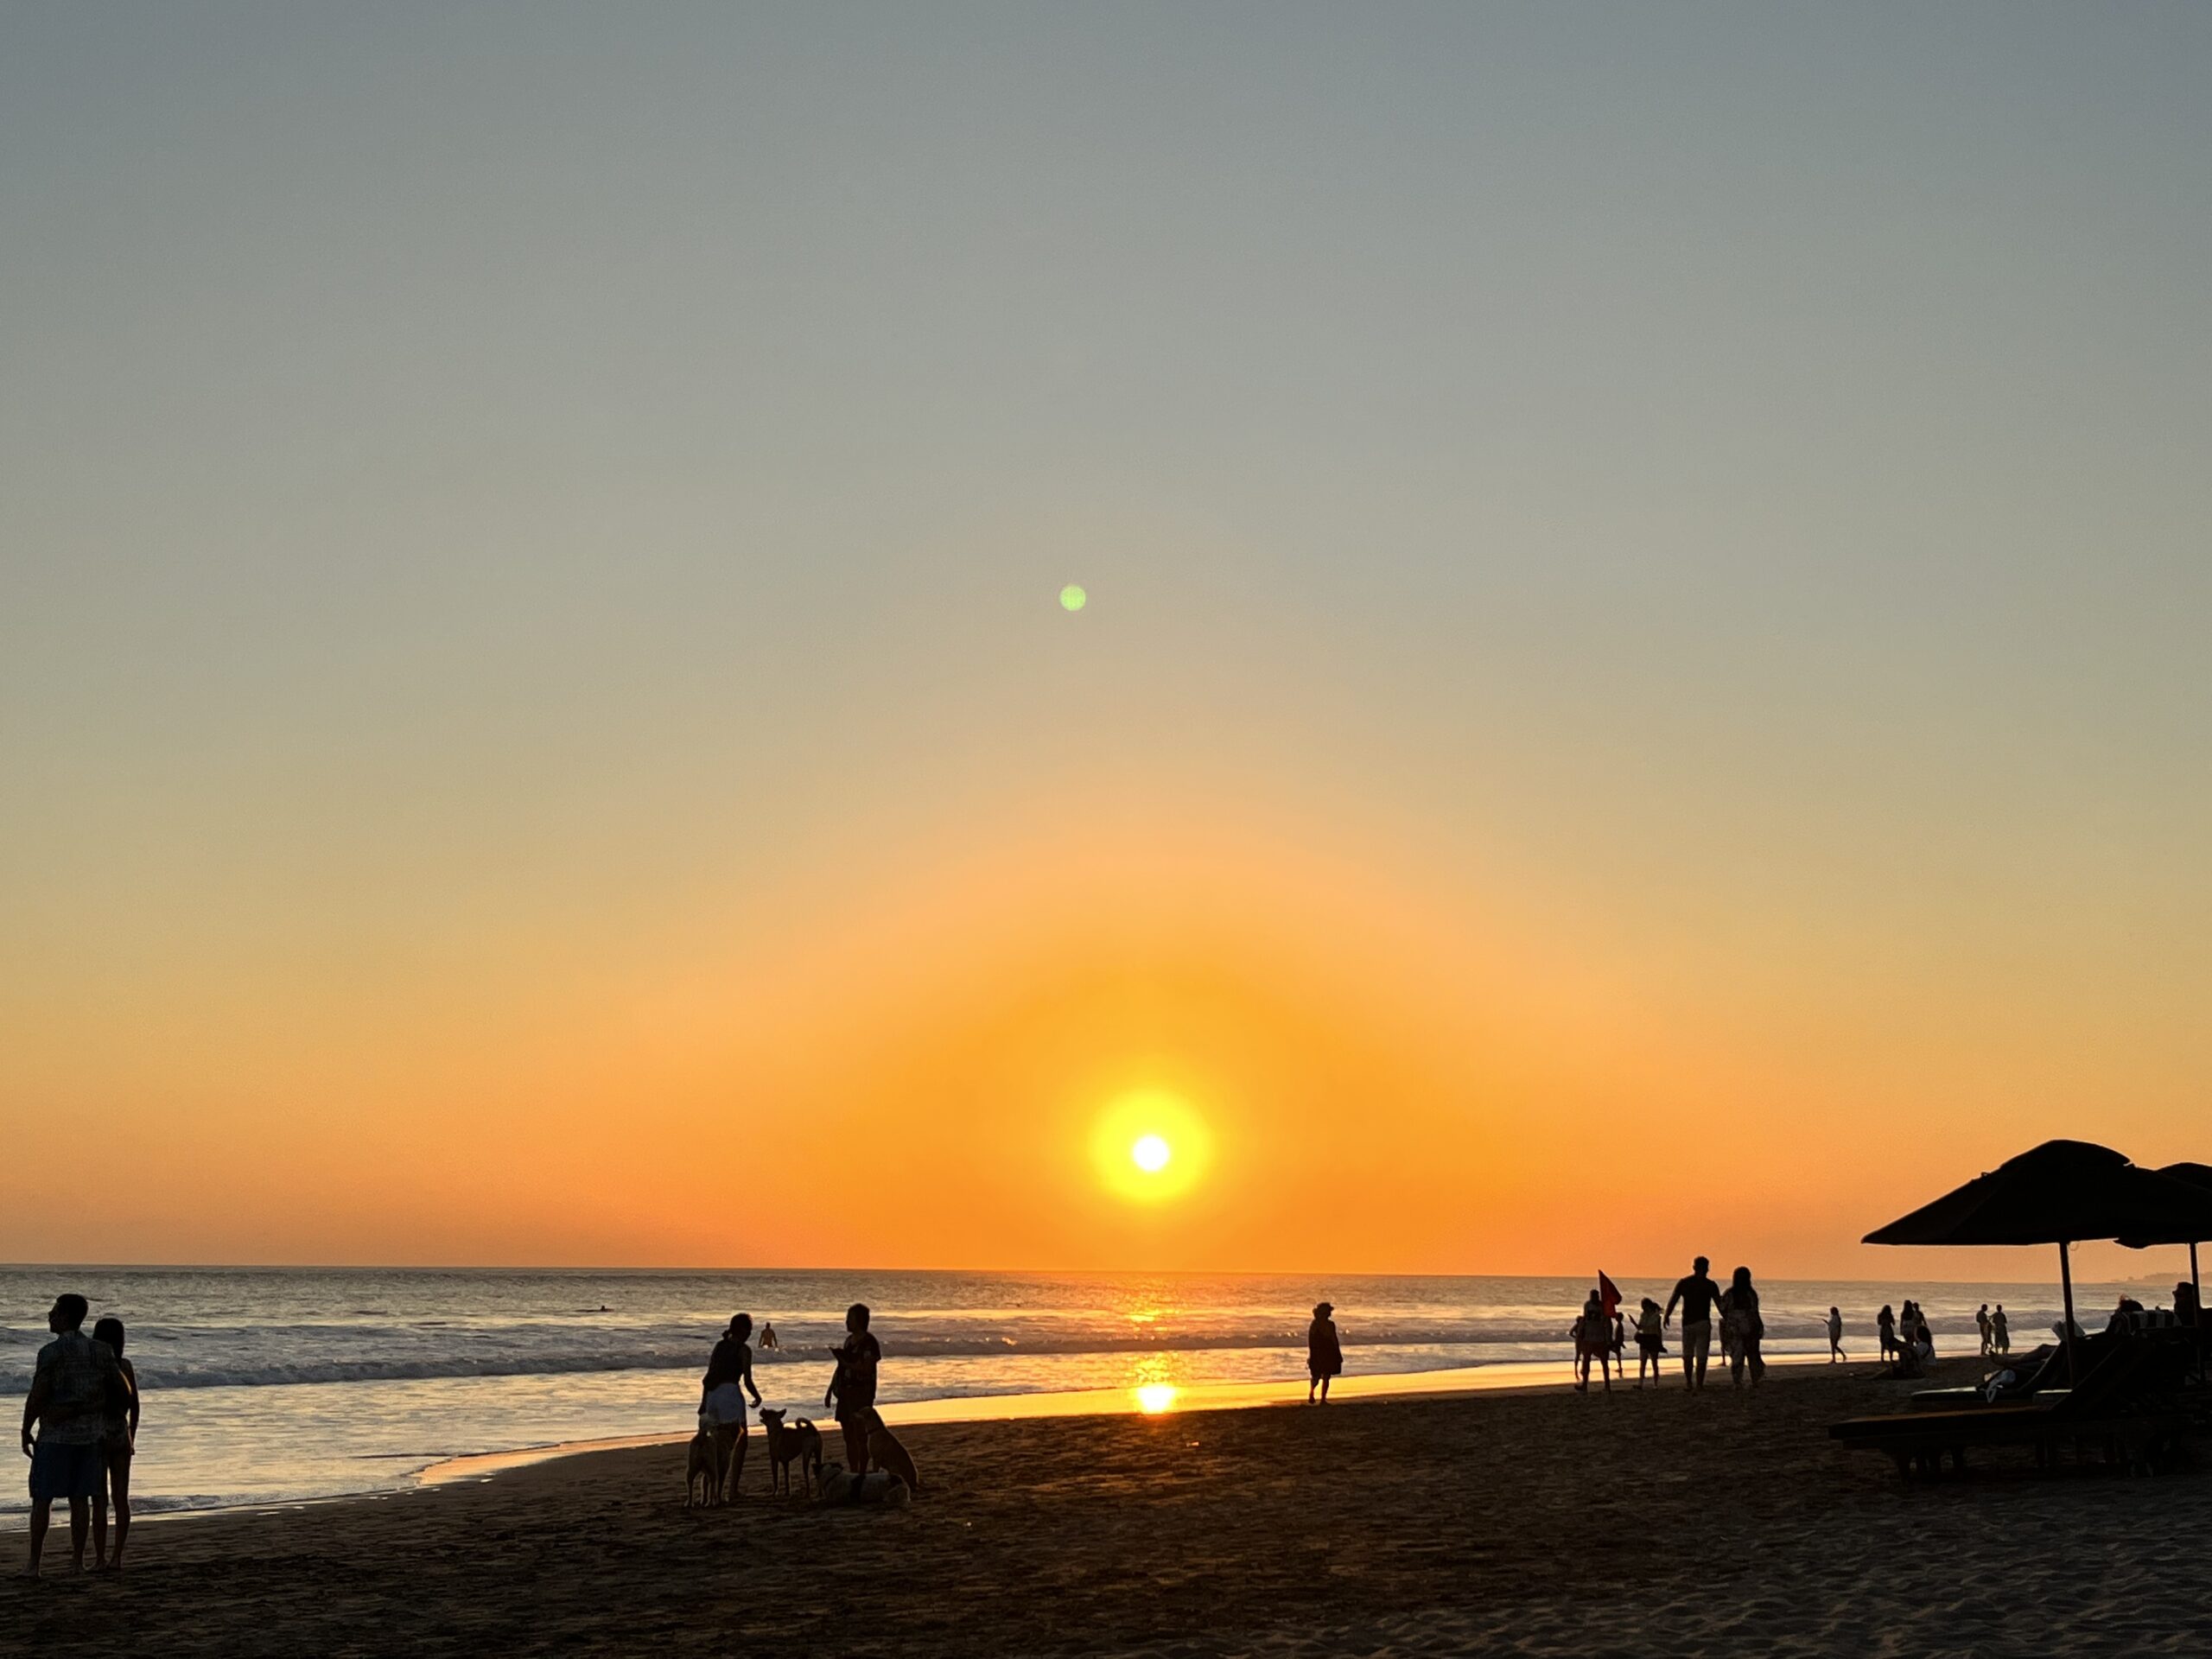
1131, 1353, 1184, 1414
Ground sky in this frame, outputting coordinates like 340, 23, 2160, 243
3, 3, 2209, 1281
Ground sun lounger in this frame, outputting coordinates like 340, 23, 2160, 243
1830, 1338, 2192, 1480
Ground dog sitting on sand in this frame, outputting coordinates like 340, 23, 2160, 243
862, 1408, 922, 1495
685, 1425, 721, 1508
759, 1408, 823, 1498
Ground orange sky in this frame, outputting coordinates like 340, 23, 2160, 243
6, 8, 2209, 1281
7, 773, 2202, 1282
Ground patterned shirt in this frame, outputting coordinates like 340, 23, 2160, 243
33, 1331, 118, 1446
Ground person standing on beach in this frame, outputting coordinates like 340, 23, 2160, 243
1663, 1257, 1723, 1390
1992, 1304, 2010, 1353
1877, 1304, 1896, 1362
1634, 1298, 1666, 1387
1306, 1301, 1342, 1403
89, 1317, 137, 1572
1826, 1306, 1846, 1363
824, 1303, 882, 1475
1976, 1303, 1993, 1357
700, 1314, 763, 1501
19, 1294, 121, 1579
1723, 1268, 1764, 1388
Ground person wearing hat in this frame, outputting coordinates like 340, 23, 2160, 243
1306, 1301, 1343, 1403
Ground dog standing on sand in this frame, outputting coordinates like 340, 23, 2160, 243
684, 1427, 721, 1508
863, 1408, 922, 1495
759, 1408, 823, 1498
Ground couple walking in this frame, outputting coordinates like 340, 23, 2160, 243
1662, 1256, 1764, 1390
19, 1294, 140, 1578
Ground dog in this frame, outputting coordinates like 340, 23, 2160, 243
863, 1408, 922, 1495
818, 1461, 910, 1509
685, 1424, 721, 1508
759, 1408, 823, 1498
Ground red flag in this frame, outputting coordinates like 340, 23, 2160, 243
1598, 1271, 1622, 1320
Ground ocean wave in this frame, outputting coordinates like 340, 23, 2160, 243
0, 1325, 1569, 1395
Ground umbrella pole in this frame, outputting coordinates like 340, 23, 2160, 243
2059, 1239, 2077, 1388
2194, 1241, 2203, 1384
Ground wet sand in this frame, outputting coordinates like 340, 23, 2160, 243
7, 1358, 2210, 1656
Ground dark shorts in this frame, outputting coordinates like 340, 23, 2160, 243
29, 1439, 104, 1503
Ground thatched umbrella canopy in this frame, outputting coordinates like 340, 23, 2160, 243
2118, 1160, 2212, 1328
1864, 1141, 2212, 1382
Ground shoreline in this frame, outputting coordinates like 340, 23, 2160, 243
73, 1351, 1850, 1530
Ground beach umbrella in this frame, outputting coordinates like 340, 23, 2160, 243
2119, 1162, 2212, 1355
1862, 1141, 2212, 1382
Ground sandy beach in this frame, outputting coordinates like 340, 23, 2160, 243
8, 1358, 2209, 1657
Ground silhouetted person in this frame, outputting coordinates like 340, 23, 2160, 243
1877, 1303, 1897, 1361
700, 1313, 763, 1501
824, 1303, 881, 1475
760, 1321, 779, 1351
1992, 1303, 2010, 1352
1724, 1267, 1764, 1387
1976, 1303, 1993, 1356
19, 1294, 119, 1579
89, 1318, 137, 1572
1664, 1256, 1722, 1389
1633, 1298, 1666, 1386
2174, 1282, 2200, 1326
1572, 1288, 1612, 1392
1826, 1306, 1846, 1363
1306, 1301, 1342, 1402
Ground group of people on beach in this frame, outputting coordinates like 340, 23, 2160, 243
1568, 1256, 1770, 1392
696, 1302, 882, 1475
18, 1294, 139, 1579
1562, 1263, 2064, 1394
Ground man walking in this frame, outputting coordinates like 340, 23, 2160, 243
20, 1294, 120, 1578
1663, 1256, 1724, 1390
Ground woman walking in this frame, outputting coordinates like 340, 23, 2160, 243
1306, 1301, 1343, 1403
1725, 1268, 1765, 1388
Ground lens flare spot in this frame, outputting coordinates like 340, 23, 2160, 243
1059, 584, 1087, 612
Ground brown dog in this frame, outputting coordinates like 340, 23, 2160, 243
684, 1427, 721, 1508
758, 1408, 822, 1497
864, 1408, 922, 1495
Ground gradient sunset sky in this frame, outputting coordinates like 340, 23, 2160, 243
4, 4, 2208, 1279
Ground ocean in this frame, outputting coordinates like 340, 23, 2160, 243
0, 1266, 2119, 1524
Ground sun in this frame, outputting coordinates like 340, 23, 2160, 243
1090, 1090, 1211, 1204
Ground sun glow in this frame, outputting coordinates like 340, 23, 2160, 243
1090, 1089, 1212, 1204
1135, 1383, 1179, 1414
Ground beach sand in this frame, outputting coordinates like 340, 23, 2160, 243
7, 1359, 2209, 1656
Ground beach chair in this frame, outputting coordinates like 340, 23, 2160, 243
1828, 1337, 2192, 1481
